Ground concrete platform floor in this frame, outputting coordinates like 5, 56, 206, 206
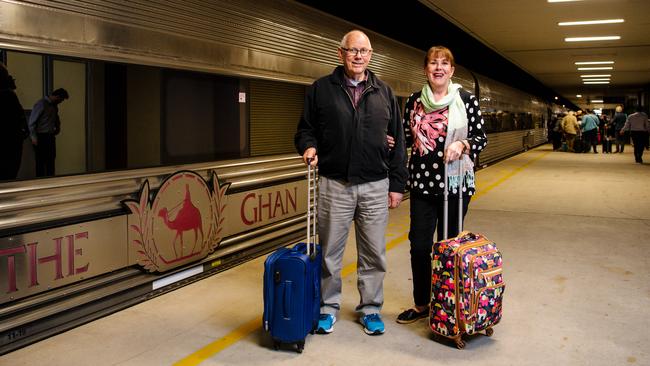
3, 144, 649, 366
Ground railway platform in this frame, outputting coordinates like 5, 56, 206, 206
3, 144, 649, 366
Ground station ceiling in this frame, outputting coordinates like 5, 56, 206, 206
298, 0, 649, 112
421, 0, 650, 110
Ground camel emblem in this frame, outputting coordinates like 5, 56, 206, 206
158, 184, 204, 259
124, 171, 230, 272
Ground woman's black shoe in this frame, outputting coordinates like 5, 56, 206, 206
396, 308, 428, 324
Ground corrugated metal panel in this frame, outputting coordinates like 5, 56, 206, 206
249, 79, 305, 156
480, 131, 526, 166
1, 0, 473, 96
480, 128, 547, 166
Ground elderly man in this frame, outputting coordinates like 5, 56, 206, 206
562, 111, 580, 152
294, 30, 407, 335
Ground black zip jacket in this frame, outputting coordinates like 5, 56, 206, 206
295, 66, 407, 193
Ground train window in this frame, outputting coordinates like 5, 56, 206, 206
1, 49, 252, 183
497, 112, 514, 131
162, 70, 243, 164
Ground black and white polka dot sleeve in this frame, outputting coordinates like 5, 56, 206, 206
465, 94, 488, 160
402, 93, 416, 147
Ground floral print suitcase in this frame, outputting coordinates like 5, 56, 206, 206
430, 231, 505, 349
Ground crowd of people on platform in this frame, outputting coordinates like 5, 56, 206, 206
549, 105, 650, 163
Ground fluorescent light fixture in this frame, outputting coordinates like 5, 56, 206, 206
576, 94, 582, 98
574, 61, 614, 65
565, 36, 621, 42
548, 0, 582, 2
582, 79, 611, 82
580, 74, 611, 78
577, 66, 614, 70
591, 100, 604, 103
559, 19, 624, 26
583, 81, 610, 84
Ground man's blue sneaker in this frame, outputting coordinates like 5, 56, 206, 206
360, 313, 385, 335
316, 314, 336, 334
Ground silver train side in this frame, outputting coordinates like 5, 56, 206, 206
0, 0, 549, 354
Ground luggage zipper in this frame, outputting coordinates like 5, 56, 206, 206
464, 249, 499, 294
478, 267, 502, 280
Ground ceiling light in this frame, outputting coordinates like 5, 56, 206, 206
559, 19, 624, 26
548, 0, 582, 2
565, 36, 621, 42
575, 61, 614, 65
582, 79, 611, 82
576, 95, 582, 98
583, 81, 610, 84
577, 67, 614, 70
580, 74, 611, 78
591, 100, 604, 103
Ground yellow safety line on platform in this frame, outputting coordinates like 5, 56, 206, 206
174, 316, 262, 366
175, 233, 408, 366
175, 149, 548, 365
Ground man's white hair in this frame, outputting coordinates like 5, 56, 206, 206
340, 30, 371, 48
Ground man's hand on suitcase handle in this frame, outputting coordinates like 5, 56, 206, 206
303, 147, 318, 166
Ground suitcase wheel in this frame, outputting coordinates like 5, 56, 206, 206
455, 338, 466, 350
296, 341, 304, 353
273, 340, 280, 351
485, 328, 494, 337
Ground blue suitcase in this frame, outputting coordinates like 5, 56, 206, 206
263, 162, 320, 353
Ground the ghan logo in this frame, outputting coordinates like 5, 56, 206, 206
124, 171, 229, 272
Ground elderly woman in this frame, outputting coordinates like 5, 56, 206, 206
396, 46, 487, 324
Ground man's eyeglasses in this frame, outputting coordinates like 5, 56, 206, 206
340, 47, 372, 57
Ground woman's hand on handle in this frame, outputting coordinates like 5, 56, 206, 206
444, 140, 465, 163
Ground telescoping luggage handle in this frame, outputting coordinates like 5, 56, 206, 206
442, 160, 464, 239
306, 159, 317, 260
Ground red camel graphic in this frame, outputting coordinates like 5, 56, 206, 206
158, 184, 204, 259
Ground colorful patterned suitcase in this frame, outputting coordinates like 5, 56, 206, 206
429, 161, 505, 349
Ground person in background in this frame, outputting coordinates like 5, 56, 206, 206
562, 111, 579, 152
620, 105, 650, 164
0, 63, 28, 181
601, 114, 615, 154
294, 30, 408, 336
611, 105, 627, 153
28, 87, 69, 177
581, 109, 599, 154
551, 113, 564, 151
395, 46, 487, 325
